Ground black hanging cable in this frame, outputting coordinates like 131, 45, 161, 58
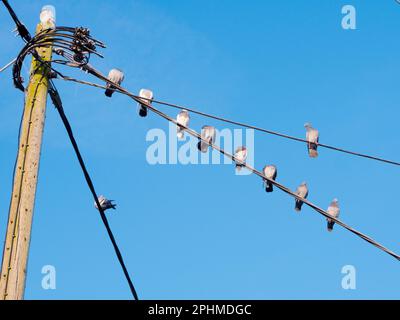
47, 80, 139, 300
1, 0, 31, 42
1, 13, 139, 296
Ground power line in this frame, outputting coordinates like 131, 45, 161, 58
47, 80, 139, 300
11, 19, 399, 167
3, 2, 399, 295
71, 64, 400, 262
0, 58, 16, 73
29, 37, 400, 262
55, 76, 400, 167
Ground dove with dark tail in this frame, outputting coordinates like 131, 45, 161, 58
234, 146, 247, 172
197, 125, 216, 153
138, 89, 153, 117
105, 68, 124, 98
176, 110, 190, 139
95, 195, 117, 211
304, 123, 319, 158
326, 198, 340, 232
294, 182, 308, 212
263, 165, 277, 193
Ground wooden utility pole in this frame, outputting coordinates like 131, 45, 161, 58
0, 22, 53, 300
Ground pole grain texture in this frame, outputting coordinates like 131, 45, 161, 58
0, 22, 52, 300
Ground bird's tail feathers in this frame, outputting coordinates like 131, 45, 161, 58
308, 143, 318, 158
295, 200, 303, 212
197, 141, 208, 153
139, 105, 148, 117
197, 141, 209, 153
308, 149, 318, 158
327, 220, 335, 232
177, 128, 184, 140
105, 88, 114, 97
235, 164, 243, 172
265, 181, 273, 193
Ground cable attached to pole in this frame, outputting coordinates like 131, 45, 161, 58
1, 0, 31, 42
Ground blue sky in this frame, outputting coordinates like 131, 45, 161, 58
0, 0, 400, 299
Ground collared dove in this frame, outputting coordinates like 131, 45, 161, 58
138, 89, 153, 117
234, 146, 247, 171
94, 195, 116, 211
326, 198, 340, 232
294, 182, 308, 212
105, 68, 124, 97
304, 122, 319, 158
176, 110, 190, 139
197, 125, 216, 153
263, 165, 277, 193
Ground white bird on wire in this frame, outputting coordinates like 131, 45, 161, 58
326, 198, 340, 232
105, 68, 124, 97
197, 125, 216, 153
94, 195, 116, 211
234, 146, 247, 171
138, 89, 153, 117
263, 165, 277, 193
176, 110, 190, 139
304, 122, 319, 158
294, 182, 308, 212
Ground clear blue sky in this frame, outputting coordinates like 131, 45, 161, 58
1, 0, 400, 299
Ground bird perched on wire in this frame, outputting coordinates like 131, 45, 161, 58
294, 182, 308, 212
138, 89, 153, 117
326, 198, 340, 232
198, 125, 216, 153
304, 122, 319, 158
263, 165, 277, 192
105, 68, 124, 97
94, 195, 116, 211
234, 146, 247, 171
176, 110, 190, 139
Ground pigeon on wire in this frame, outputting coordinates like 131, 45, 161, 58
176, 110, 190, 139
262, 165, 277, 193
138, 89, 153, 117
94, 195, 116, 211
326, 198, 340, 232
105, 68, 124, 97
197, 125, 216, 153
294, 182, 308, 212
304, 122, 319, 158
234, 146, 247, 171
